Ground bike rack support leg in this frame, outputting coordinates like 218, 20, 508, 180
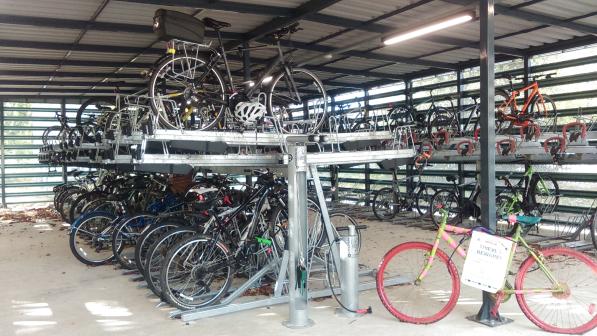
283, 138, 313, 329
466, 292, 513, 327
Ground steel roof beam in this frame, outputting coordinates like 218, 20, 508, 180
494, 5, 597, 36
0, 39, 163, 54
115, 0, 291, 16
0, 80, 146, 87
224, 0, 342, 50
0, 14, 244, 39
0, 44, 401, 81
0, 87, 135, 94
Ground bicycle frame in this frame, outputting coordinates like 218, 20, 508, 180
499, 81, 547, 125
191, 32, 300, 103
417, 211, 563, 295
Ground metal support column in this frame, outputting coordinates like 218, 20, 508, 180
469, 0, 511, 327
456, 69, 463, 128
405, 80, 413, 108
0, 101, 5, 208
284, 137, 313, 328
363, 88, 371, 205
242, 42, 253, 186
61, 99, 68, 184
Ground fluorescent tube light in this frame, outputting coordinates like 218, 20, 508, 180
383, 12, 474, 46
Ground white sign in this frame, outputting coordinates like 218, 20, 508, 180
461, 230, 515, 293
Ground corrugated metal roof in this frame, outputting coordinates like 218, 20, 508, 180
0, 0, 100, 19
0, 24, 80, 43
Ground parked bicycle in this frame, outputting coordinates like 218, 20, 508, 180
429, 175, 481, 227
150, 10, 327, 133
371, 169, 436, 220
495, 73, 557, 135
496, 163, 560, 216
376, 208, 597, 334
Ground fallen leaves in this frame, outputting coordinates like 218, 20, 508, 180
0, 207, 61, 224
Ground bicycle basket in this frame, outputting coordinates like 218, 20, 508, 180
153, 9, 205, 44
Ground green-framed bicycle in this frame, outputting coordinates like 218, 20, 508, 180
376, 208, 597, 334
496, 164, 560, 217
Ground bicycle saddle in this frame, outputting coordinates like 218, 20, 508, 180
272, 22, 301, 37
446, 175, 458, 182
203, 17, 231, 29
510, 215, 542, 227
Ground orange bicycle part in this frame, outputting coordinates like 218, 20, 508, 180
497, 81, 549, 120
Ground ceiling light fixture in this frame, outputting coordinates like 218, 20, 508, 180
382, 11, 474, 46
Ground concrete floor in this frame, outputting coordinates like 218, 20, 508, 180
0, 215, 595, 336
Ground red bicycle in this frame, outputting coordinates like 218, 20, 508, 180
495, 73, 557, 136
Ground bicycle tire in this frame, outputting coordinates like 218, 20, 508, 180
267, 67, 327, 134
529, 175, 559, 214
430, 189, 460, 227
111, 214, 156, 270
529, 94, 558, 133
76, 98, 118, 127
160, 234, 232, 310
415, 186, 435, 216
149, 55, 226, 130
69, 211, 117, 266
372, 187, 398, 220
376, 242, 460, 324
143, 226, 200, 298
515, 247, 597, 334
133, 216, 188, 272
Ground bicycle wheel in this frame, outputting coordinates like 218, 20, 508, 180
134, 217, 187, 273
144, 227, 200, 298
515, 247, 597, 334
149, 55, 226, 130
372, 187, 398, 220
111, 214, 155, 270
495, 89, 513, 135
430, 190, 460, 227
376, 242, 460, 324
529, 94, 558, 133
415, 186, 435, 216
529, 175, 559, 214
160, 235, 232, 310
267, 68, 327, 134
269, 198, 323, 253
69, 211, 117, 266
76, 98, 118, 127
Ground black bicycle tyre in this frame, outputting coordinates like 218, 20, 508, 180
267, 67, 327, 134
372, 187, 398, 220
148, 55, 226, 130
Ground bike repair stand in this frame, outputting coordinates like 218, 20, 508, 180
466, 291, 513, 327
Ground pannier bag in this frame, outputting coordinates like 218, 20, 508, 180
153, 9, 205, 44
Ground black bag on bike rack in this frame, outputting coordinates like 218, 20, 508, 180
153, 9, 205, 44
